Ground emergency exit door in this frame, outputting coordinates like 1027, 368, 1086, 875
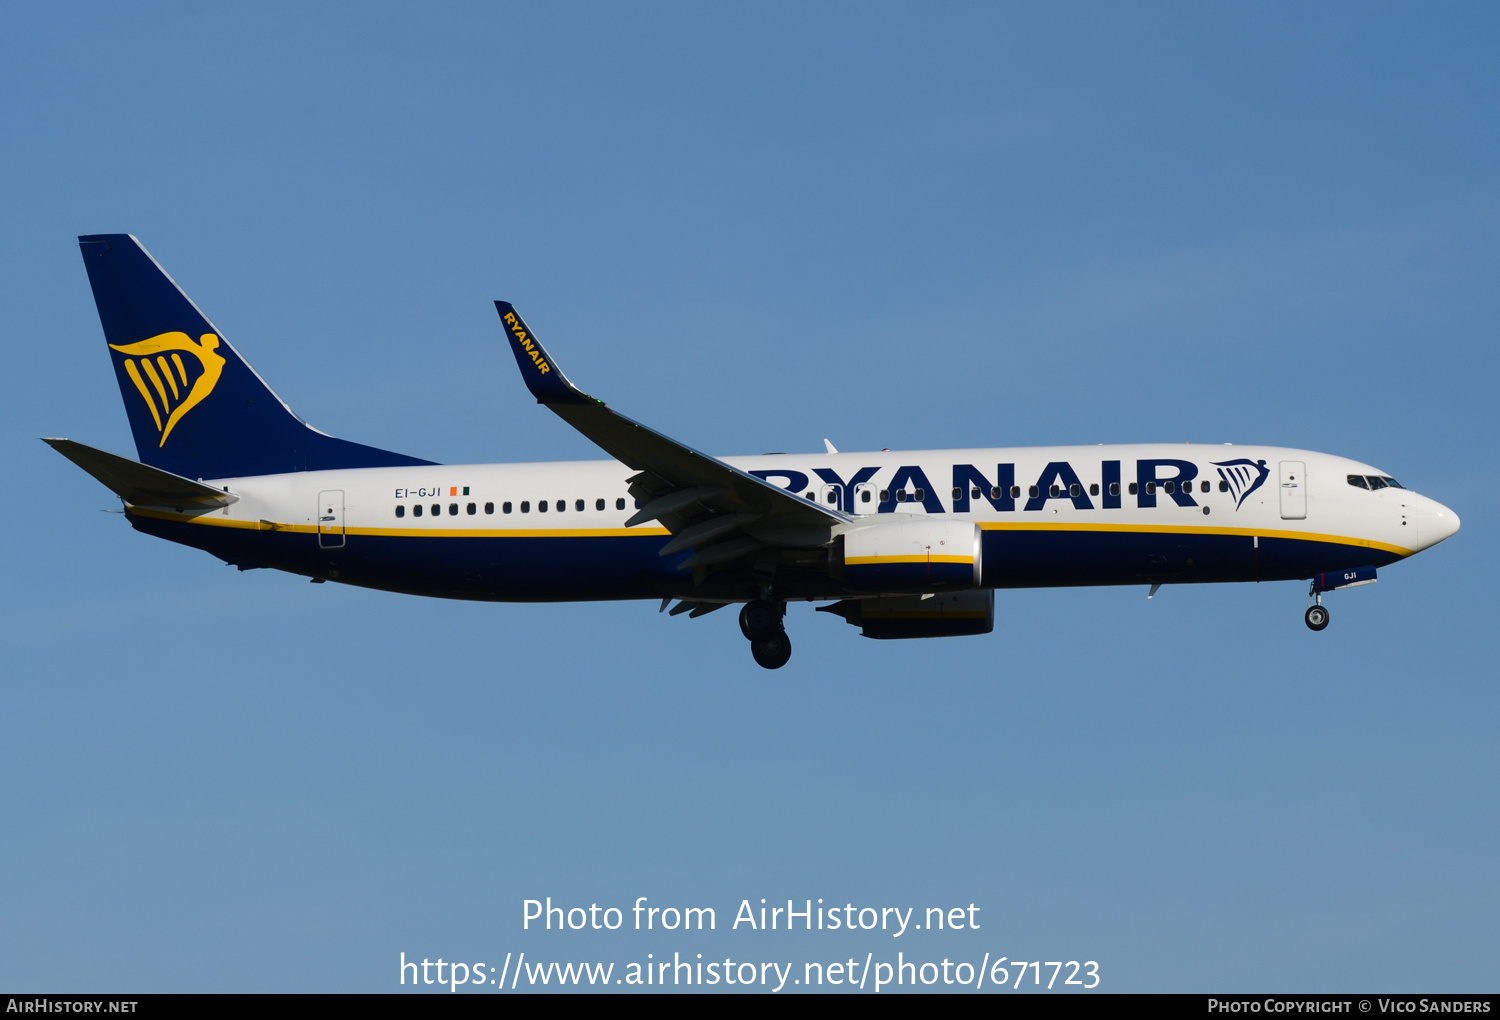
318, 490, 346, 548
1279, 462, 1306, 520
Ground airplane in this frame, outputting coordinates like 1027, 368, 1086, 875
47, 234, 1461, 669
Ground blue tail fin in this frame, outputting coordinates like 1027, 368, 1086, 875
78, 234, 434, 479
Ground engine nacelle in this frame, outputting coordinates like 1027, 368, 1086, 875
817, 590, 995, 640
838, 518, 982, 594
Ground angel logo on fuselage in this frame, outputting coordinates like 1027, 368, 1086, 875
1212, 458, 1270, 510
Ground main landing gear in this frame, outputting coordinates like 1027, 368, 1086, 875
740, 599, 791, 669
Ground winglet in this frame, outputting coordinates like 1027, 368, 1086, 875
494, 301, 593, 405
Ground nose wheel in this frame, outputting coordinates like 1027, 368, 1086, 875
1304, 578, 1333, 631
740, 599, 792, 669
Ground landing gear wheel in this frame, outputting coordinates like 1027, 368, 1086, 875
739, 599, 780, 640
751, 630, 792, 669
1305, 605, 1330, 631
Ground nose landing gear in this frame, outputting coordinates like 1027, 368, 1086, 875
740, 598, 791, 669
1304, 603, 1330, 631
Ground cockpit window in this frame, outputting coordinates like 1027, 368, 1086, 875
1366, 476, 1388, 490
1381, 476, 1404, 489
1347, 475, 1369, 489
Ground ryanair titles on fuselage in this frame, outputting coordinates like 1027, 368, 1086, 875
195, 446, 1414, 560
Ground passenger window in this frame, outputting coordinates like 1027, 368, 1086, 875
1145, 482, 1155, 495
1029, 485, 1039, 498
1366, 476, 1388, 490
990, 486, 1001, 499
395, 505, 405, 518
1109, 482, 1119, 496
1089, 483, 1099, 496
972, 487, 982, 499
520, 501, 530, 513
805, 491, 814, 500
595, 498, 604, 511
1069, 483, 1081, 497
827, 491, 837, 504
1050, 484, 1061, 497
862, 489, 872, 503
952, 487, 963, 501
467, 503, 476, 515
431, 504, 440, 516
1010, 486, 1021, 499
1128, 482, 1138, 495
413, 504, 423, 517
1200, 481, 1209, 493
879, 489, 889, 502
895, 490, 907, 502
539, 500, 549, 512
449, 503, 459, 515
616, 498, 626, 510
1219, 480, 1229, 492
485, 502, 495, 514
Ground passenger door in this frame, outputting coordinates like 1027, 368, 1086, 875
318, 489, 346, 548
1279, 462, 1306, 520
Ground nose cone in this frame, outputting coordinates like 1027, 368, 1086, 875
1416, 494, 1460, 551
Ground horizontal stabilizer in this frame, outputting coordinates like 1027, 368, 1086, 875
43, 438, 237, 511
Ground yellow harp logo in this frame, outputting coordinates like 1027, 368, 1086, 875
109, 332, 226, 446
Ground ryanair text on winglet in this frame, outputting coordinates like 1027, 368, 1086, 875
504, 312, 552, 375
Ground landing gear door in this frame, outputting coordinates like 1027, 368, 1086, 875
1279, 461, 1306, 520
318, 489, 346, 548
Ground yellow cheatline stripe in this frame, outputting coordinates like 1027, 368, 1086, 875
128, 507, 1410, 557
128, 507, 671, 538
976, 520, 1412, 557
122, 360, 162, 430
157, 356, 180, 400
846, 555, 974, 566
344, 525, 672, 539
139, 356, 172, 412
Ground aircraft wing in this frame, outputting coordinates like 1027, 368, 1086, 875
494, 302, 845, 571
44, 437, 238, 511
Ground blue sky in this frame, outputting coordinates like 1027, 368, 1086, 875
1, 2, 1495, 992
